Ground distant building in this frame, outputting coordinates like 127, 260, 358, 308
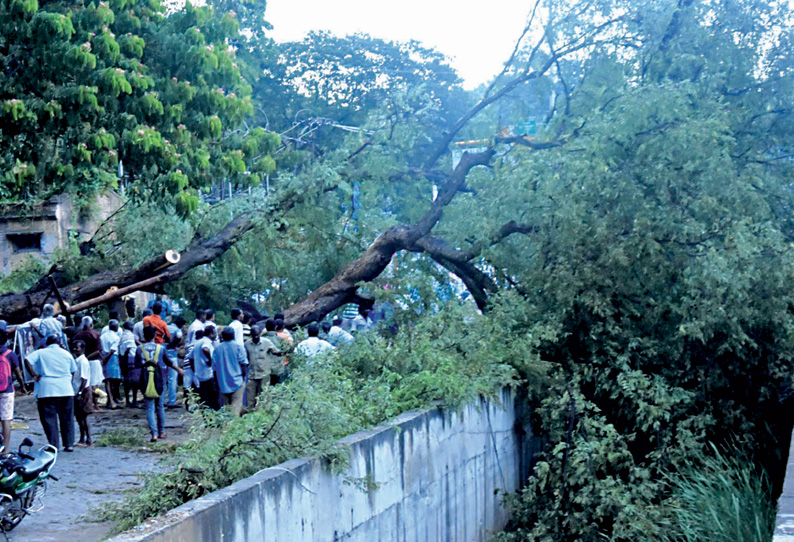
0, 192, 123, 275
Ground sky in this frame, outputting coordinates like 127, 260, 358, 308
265, 0, 533, 89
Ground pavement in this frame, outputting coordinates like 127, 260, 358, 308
3, 393, 191, 542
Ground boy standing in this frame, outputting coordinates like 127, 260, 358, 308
70, 341, 93, 446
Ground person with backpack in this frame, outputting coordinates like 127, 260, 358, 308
0, 329, 26, 453
135, 326, 184, 443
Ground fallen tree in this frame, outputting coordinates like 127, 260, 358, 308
0, 211, 257, 323
0, 0, 604, 325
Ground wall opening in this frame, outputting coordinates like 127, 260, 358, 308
7, 232, 43, 252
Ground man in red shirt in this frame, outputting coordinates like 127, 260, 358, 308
142, 302, 170, 345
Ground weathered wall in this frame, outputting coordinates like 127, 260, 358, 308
0, 192, 123, 274
111, 389, 538, 542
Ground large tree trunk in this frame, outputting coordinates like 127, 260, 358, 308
0, 211, 257, 323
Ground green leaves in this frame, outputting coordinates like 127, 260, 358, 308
32, 11, 74, 39
0, 0, 279, 211
3, 99, 26, 120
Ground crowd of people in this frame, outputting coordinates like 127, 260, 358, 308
0, 300, 376, 451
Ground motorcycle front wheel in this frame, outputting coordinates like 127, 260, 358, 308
0, 497, 24, 532
0, 484, 37, 533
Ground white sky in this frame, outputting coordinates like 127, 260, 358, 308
266, 0, 533, 89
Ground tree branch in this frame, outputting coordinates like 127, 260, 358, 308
410, 235, 498, 311
283, 149, 494, 325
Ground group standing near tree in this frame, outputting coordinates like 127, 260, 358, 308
0, 299, 373, 449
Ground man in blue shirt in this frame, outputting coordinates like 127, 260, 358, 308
212, 328, 248, 416
194, 325, 218, 410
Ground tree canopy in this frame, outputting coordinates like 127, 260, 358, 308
0, 0, 278, 213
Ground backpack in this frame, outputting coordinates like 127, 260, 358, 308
0, 350, 12, 391
141, 345, 162, 399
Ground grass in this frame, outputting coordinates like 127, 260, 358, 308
94, 426, 177, 452
657, 444, 776, 542
95, 426, 149, 448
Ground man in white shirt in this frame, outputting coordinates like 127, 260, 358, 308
328, 317, 354, 347
100, 311, 120, 336
26, 337, 77, 451
350, 308, 372, 334
186, 310, 208, 352
194, 325, 219, 410
38, 304, 63, 347
295, 323, 335, 361
228, 309, 245, 348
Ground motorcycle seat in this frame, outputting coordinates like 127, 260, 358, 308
18, 450, 55, 479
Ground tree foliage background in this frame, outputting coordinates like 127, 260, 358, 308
3, 0, 794, 538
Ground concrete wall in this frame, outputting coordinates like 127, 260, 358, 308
110, 389, 538, 542
775, 427, 794, 541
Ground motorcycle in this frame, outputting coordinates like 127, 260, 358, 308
0, 438, 58, 536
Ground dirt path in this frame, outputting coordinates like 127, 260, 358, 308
5, 394, 191, 542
